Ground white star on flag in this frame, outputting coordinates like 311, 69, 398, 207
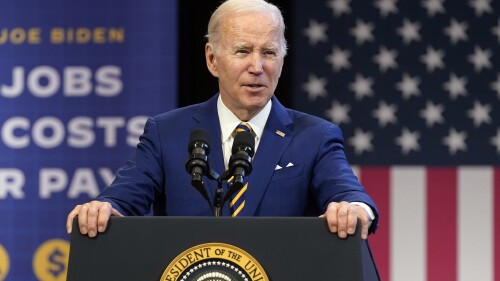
421, 0, 446, 17
490, 74, 500, 98
443, 73, 468, 100
444, 19, 469, 44
303, 74, 328, 101
372, 101, 398, 127
490, 129, 500, 153
468, 46, 492, 72
349, 74, 374, 100
492, 19, 500, 42
419, 101, 445, 127
420, 46, 445, 72
350, 19, 375, 45
373, 46, 398, 72
395, 127, 421, 154
348, 128, 374, 155
326, 46, 351, 71
397, 19, 421, 44
467, 100, 491, 127
303, 20, 328, 46
442, 128, 467, 155
374, 0, 399, 17
325, 101, 351, 124
327, 0, 351, 17
396, 73, 421, 100
469, 0, 493, 17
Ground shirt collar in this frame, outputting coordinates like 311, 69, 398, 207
217, 94, 272, 142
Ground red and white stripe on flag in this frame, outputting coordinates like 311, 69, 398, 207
352, 166, 500, 281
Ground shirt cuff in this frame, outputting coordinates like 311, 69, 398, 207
350, 202, 375, 220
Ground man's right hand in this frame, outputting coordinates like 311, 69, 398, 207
66, 200, 123, 238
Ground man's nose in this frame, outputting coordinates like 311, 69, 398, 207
248, 52, 264, 75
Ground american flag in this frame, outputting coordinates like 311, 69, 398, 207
291, 0, 500, 280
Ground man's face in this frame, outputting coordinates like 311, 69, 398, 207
205, 13, 284, 120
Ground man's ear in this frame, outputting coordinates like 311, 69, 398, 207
205, 43, 219, 77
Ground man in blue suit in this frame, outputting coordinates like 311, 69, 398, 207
67, 0, 378, 240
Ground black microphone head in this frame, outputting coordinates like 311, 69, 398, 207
188, 128, 210, 153
232, 131, 254, 157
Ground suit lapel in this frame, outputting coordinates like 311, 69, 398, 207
241, 97, 293, 216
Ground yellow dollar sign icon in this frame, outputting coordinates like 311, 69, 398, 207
0, 244, 10, 281
33, 239, 70, 281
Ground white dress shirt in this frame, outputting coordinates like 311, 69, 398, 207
217, 95, 271, 169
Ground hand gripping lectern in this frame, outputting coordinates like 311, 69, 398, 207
67, 217, 379, 281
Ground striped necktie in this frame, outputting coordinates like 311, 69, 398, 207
229, 122, 252, 217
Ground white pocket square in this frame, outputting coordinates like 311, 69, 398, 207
286, 162, 294, 168
275, 165, 282, 170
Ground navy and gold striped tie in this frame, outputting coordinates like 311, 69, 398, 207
229, 122, 252, 217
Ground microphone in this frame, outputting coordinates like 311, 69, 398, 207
224, 131, 254, 202
185, 129, 211, 203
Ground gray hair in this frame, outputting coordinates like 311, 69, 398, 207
205, 0, 288, 57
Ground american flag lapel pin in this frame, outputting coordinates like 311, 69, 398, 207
275, 130, 285, 137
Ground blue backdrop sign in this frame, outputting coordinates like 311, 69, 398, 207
0, 1, 177, 279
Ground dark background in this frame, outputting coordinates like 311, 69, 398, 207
178, 0, 294, 108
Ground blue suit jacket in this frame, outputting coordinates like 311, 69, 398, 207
98, 94, 379, 233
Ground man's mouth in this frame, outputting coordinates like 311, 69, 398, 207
245, 84, 264, 88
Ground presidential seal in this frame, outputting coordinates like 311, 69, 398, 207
160, 243, 268, 281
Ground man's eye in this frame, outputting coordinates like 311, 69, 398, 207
236, 49, 249, 54
264, 51, 277, 57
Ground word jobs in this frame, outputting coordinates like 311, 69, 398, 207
0, 65, 122, 98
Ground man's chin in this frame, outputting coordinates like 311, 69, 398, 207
244, 98, 270, 110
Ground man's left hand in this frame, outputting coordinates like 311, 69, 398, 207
322, 201, 372, 240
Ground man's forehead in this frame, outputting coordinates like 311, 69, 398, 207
222, 22, 280, 45
221, 13, 279, 35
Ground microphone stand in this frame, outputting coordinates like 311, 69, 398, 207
191, 167, 248, 217
213, 170, 230, 217
206, 169, 222, 217
213, 177, 223, 217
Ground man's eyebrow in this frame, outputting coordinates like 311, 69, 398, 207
233, 43, 278, 49
232, 43, 251, 49
262, 46, 278, 51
